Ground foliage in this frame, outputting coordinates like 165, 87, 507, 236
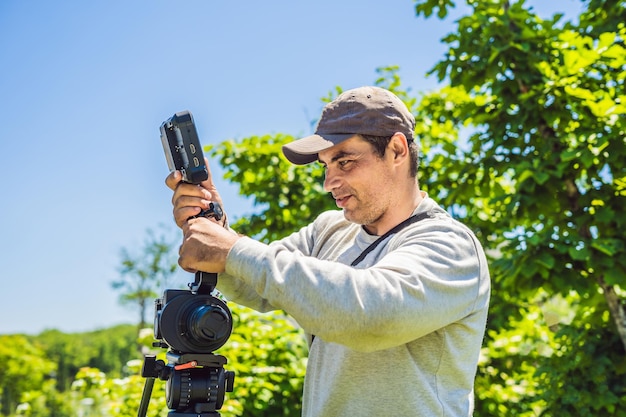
35, 325, 141, 390
0, 325, 139, 417
219, 305, 307, 417
0, 336, 56, 416
112, 225, 180, 327
535, 311, 626, 416
70, 363, 161, 417
474, 297, 556, 416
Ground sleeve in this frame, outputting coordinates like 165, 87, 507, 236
223, 219, 488, 352
215, 215, 321, 312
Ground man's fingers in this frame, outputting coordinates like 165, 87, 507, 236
165, 170, 183, 191
173, 206, 203, 227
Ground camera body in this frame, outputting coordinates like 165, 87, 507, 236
148, 272, 235, 416
153, 273, 233, 354
160, 110, 208, 184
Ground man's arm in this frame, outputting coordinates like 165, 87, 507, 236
224, 222, 489, 352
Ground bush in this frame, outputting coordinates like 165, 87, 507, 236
216, 304, 308, 417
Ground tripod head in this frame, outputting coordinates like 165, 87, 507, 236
141, 350, 234, 417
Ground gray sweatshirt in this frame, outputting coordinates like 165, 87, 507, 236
218, 194, 491, 416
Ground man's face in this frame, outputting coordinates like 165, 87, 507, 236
318, 135, 396, 232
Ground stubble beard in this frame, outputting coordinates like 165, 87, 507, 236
342, 193, 388, 229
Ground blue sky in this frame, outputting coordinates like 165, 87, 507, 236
0, 0, 581, 334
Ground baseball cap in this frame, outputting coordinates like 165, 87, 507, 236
282, 86, 415, 165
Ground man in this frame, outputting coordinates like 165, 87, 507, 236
166, 86, 491, 416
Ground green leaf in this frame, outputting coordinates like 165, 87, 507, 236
569, 246, 590, 260
591, 238, 624, 257
535, 251, 556, 270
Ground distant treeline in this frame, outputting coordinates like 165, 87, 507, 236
0, 324, 140, 416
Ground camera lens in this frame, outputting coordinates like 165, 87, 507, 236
158, 291, 233, 353
188, 304, 232, 344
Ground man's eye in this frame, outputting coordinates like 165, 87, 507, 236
338, 160, 352, 168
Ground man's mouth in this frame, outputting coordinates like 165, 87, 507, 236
334, 195, 351, 208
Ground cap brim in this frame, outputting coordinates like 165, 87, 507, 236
282, 133, 354, 165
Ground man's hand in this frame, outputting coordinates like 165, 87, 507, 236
179, 217, 241, 273
165, 158, 226, 228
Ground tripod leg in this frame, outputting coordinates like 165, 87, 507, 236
137, 377, 155, 417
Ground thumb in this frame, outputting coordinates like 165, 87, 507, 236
165, 169, 183, 191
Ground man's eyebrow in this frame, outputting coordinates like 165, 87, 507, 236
318, 150, 357, 165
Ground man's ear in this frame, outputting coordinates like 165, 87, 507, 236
388, 132, 409, 162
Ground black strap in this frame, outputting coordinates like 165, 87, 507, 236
350, 211, 432, 267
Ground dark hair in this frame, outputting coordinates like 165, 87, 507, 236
360, 134, 420, 178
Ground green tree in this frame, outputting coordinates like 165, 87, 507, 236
414, 0, 626, 345
33, 329, 91, 393
0, 335, 56, 416
411, 0, 625, 414
35, 325, 140, 391
0, 326, 140, 417
113, 226, 179, 328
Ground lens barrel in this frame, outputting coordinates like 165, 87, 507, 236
157, 290, 233, 354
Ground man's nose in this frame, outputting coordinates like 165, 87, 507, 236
323, 168, 339, 192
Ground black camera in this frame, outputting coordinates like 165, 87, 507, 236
138, 111, 235, 417
143, 272, 235, 416
153, 275, 232, 354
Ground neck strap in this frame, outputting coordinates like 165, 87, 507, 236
350, 211, 432, 267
